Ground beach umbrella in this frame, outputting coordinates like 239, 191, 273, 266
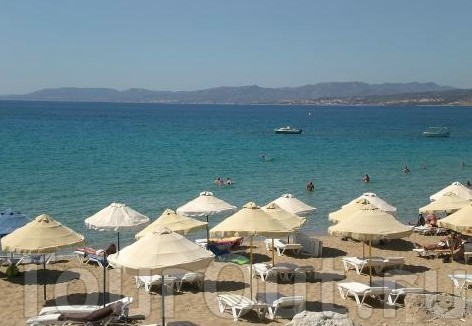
347, 193, 397, 215
430, 181, 472, 201
176, 191, 236, 248
1, 214, 84, 299
438, 202, 472, 232
0, 208, 31, 237
107, 228, 214, 326
328, 205, 411, 284
210, 202, 292, 298
265, 193, 316, 217
135, 208, 207, 239
85, 202, 149, 306
419, 192, 471, 215
84, 202, 149, 250
328, 198, 370, 223
262, 203, 306, 264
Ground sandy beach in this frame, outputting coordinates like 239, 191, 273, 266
1, 232, 472, 326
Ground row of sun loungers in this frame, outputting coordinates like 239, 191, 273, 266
250, 262, 315, 282
135, 272, 205, 293
0, 252, 56, 266
341, 256, 405, 275
264, 238, 303, 256
337, 281, 425, 307
217, 293, 305, 321
26, 297, 133, 325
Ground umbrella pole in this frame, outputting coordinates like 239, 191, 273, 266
103, 264, 106, 307
117, 232, 120, 251
250, 236, 254, 299
272, 238, 275, 265
43, 254, 46, 300
161, 272, 166, 326
206, 215, 210, 250
362, 242, 365, 259
369, 239, 372, 286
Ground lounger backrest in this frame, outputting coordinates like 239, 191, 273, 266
273, 296, 304, 308
463, 242, 472, 252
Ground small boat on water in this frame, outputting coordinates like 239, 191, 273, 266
423, 127, 450, 137
274, 126, 302, 134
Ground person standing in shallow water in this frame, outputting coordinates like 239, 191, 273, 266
363, 173, 370, 183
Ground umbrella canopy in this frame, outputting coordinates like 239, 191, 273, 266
438, 202, 472, 232
176, 191, 236, 217
419, 192, 471, 214
328, 198, 370, 223
108, 229, 214, 326
210, 202, 293, 238
210, 202, 293, 298
0, 208, 31, 237
108, 228, 214, 275
85, 202, 149, 232
328, 204, 411, 285
328, 204, 411, 241
1, 214, 84, 253
1, 214, 84, 300
261, 203, 307, 230
265, 193, 316, 217
135, 208, 207, 239
347, 193, 396, 214
430, 181, 472, 201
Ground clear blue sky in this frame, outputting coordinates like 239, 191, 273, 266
1, 0, 471, 94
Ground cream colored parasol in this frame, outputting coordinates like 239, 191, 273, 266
261, 203, 307, 230
419, 192, 471, 215
1, 214, 84, 299
328, 205, 411, 284
328, 198, 370, 223
177, 191, 237, 248
85, 202, 149, 249
346, 193, 397, 215
262, 203, 307, 264
210, 202, 292, 297
430, 181, 472, 201
438, 202, 472, 232
265, 193, 316, 217
108, 229, 214, 326
135, 208, 207, 239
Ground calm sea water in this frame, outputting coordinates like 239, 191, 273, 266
1, 101, 471, 248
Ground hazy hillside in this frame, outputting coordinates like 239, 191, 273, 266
0, 82, 456, 104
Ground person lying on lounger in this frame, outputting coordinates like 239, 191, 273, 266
414, 232, 461, 251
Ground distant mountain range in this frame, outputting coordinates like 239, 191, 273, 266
1, 81, 471, 105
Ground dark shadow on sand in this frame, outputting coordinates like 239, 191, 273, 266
305, 300, 347, 314
239, 252, 272, 264
320, 247, 347, 258
371, 238, 415, 252
204, 279, 248, 293
4, 269, 80, 285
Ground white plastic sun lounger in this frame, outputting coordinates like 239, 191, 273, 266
174, 272, 204, 292
135, 275, 177, 293
36, 297, 133, 316
337, 282, 389, 306
26, 301, 125, 325
265, 296, 305, 320
273, 239, 303, 256
387, 287, 425, 305
448, 274, 472, 289
217, 294, 268, 321
341, 257, 384, 275
251, 263, 294, 282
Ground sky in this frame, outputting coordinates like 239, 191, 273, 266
1, 1, 472, 94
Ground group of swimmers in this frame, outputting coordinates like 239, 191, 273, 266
214, 177, 233, 187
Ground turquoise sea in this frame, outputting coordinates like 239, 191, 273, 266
1, 101, 471, 248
